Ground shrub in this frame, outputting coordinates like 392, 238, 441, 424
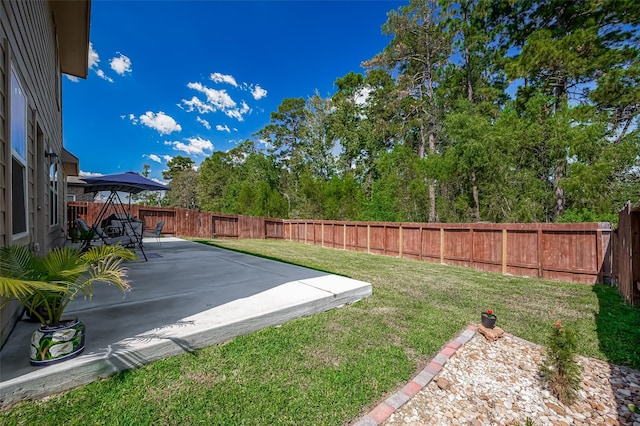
539, 320, 582, 404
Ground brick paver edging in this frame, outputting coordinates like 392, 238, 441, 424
352, 324, 478, 426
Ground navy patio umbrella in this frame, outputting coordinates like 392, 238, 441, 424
79, 172, 170, 261
82, 171, 170, 194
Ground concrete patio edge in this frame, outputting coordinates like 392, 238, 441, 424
0, 275, 371, 408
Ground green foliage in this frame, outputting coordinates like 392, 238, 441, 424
162, 156, 195, 181
557, 208, 617, 224
156, 0, 638, 224
514, 419, 536, 426
165, 168, 198, 209
539, 320, 582, 405
0, 245, 136, 326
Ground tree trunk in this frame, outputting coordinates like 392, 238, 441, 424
472, 170, 480, 222
428, 130, 438, 223
418, 123, 426, 159
553, 160, 565, 220
429, 182, 437, 223
466, 44, 473, 101
462, 5, 473, 102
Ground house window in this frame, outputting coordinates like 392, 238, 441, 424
50, 162, 59, 226
10, 67, 28, 237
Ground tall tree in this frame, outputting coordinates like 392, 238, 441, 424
162, 156, 196, 181
365, 0, 452, 222
303, 93, 337, 180
163, 156, 197, 209
330, 71, 383, 192
166, 168, 199, 209
493, 0, 640, 219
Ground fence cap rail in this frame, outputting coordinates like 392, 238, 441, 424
282, 219, 612, 231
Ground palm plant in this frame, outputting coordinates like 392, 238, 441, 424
0, 244, 136, 327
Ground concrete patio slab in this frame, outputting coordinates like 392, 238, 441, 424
0, 238, 372, 408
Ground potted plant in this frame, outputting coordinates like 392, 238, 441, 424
0, 244, 136, 366
481, 309, 497, 328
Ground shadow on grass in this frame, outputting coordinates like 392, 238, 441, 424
192, 239, 350, 278
592, 284, 640, 423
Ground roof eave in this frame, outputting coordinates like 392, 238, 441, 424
61, 148, 80, 176
52, 0, 91, 78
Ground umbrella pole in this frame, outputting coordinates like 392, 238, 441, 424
113, 192, 148, 261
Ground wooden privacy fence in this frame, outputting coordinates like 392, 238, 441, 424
613, 202, 640, 305
211, 213, 284, 239
67, 202, 614, 286
284, 220, 613, 284
67, 202, 284, 240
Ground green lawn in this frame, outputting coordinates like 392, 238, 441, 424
2, 239, 639, 425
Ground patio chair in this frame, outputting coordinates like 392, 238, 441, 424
76, 218, 97, 250
76, 216, 148, 261
76, 218, 134, 249
143, 221, 164, 246
93, 225, 135, 248
110, 219, 141, 238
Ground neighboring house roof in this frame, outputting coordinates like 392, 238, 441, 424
62, 148, 80, 176
51, 0, 91, 78
67, 176, 87, 186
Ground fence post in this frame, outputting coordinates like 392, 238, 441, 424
469, 227, 474, 267
537, 228, 543, 278
343, 224, 346, 250
321, 222, 324, 247
419, 226, 423, 260
502, 229, 508, 274
596, 229, 603, 283
399, 224, 403, 258
367, 224, 371, 254
440, 228, 444, 263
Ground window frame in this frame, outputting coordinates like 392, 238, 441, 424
49, 161, 59, 227
10, 65, 29, 240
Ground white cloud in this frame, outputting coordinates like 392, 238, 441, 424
181, 78, 257, 121
197, 116, 211, 130
354, 87, 372, 106
122, 113, 139, 124
95, 69, 114, 83
251, 85, 267, 100
79, 170, 104, 177
162, 155, 173, 162
151, 177, 168, 185
256, 138, 273, 150
210, 72, 238, 87
139, 111, 182, 135
187, 82, 236, 110
144, 154, 162, 163
88, 43, 114, 83
216, 124, 231, 133
181, 96, 215, 114
164, 137, 213, 155
110, 53, 132, 75
224, 101, 250, 121
65, 75, 80, 83
88, 42, 99, 69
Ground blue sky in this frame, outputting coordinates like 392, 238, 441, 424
63, 0, 407, 182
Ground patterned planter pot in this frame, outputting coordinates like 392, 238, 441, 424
30, 319, 85, 366
481, 312, 497, 329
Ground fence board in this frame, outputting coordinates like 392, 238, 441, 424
402, 225, 422, 260
68, 202, 615, 287
473, 229, 502, 273
615, 202, 640, 305
283, 219, 612, 285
